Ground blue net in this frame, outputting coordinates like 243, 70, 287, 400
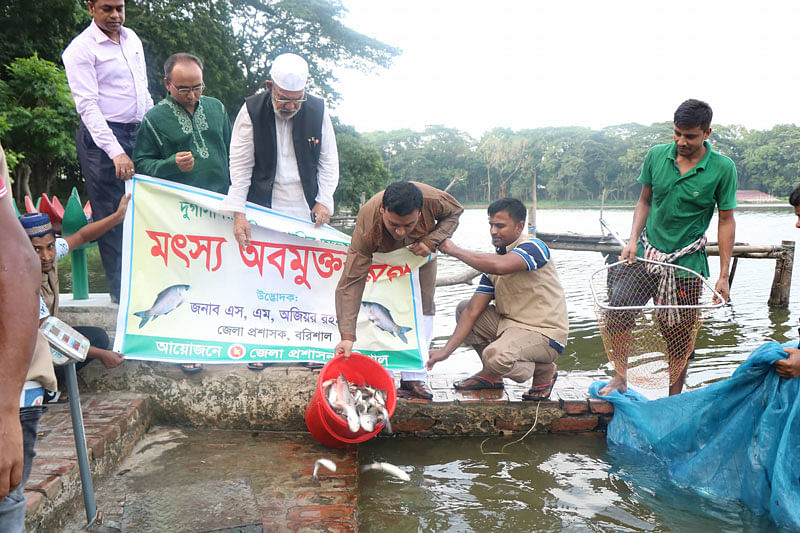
590, 341, 800, 531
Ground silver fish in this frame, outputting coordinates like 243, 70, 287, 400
332, 374, 360, 433
313, 458, 337, 480
359, 411, 377, 432
360, 301, 413, 344
360, 462, 410, 482
378, 405, 392, 434
133, 284, 190, 328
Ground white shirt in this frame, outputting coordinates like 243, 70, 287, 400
62, 21, 153, 160
221, 100, 339, 219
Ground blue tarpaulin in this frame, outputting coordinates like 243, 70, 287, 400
590, 342, 800, 531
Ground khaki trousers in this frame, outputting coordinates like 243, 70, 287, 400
456, 300, 560, 383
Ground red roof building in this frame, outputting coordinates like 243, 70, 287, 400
736, 190, 780, 203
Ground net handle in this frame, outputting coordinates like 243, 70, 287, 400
590, 258, 726, 310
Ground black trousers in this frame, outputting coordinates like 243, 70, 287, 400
54, 326, 110, 385
75, 121, 138, 300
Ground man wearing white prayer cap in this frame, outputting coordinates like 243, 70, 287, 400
221, 52, 340, 370
222, 52, 339, 239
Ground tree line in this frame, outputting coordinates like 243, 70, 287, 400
363, 122, 800, 204
1, 1, 797, 211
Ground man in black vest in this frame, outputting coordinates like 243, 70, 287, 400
222, 53, 339, 370
222, 53, 339, 248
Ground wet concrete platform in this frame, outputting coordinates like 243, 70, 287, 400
25, 366, 615, 531
59, 428, 359, 533
75, 361, 614, 437
24, 393, 151, 532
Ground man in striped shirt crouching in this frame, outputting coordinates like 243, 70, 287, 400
426, 198, 568, 400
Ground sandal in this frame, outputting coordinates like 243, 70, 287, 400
247, 362, 267, 371
180, 363, 203, 374
453, 374, 504, 390
522, 371, 558, 401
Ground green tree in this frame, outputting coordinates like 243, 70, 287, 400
0, 55, 79, 201
740, 125, 800, 196
230, 0, 400, 104
607, 122, 672, 201
0, 0, 88, 77
334, 124, 389, 212
363, 126, 482, 201
126, 0, 249, 117
478, 129, 531, 201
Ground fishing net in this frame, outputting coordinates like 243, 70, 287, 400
590, 258, 724, 389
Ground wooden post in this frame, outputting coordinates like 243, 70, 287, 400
528, 170, 537, 236
768, 240, 795, 307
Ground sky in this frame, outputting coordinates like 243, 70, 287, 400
332, 0, 800, 138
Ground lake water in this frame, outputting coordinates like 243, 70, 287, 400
431, 205, 800, 388
69, 205, 798, 531
362, 205, 797, 533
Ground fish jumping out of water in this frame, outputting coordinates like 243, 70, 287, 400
133, 284, 190, 328
360, 301, 413, 344
360, 462, 410, 481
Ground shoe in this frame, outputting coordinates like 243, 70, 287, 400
400, 380, 433, 400
180, 363, 203, 374
522, 371, 558, 401
453, 374, 504, 391
302, 362, 324, 369
247, 362, 267, 371
109, 294, 120, 304
44, 390, 68, 404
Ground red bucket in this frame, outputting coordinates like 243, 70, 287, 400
305, 352, 397, 448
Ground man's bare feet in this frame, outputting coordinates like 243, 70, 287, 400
598, 375, 627, 396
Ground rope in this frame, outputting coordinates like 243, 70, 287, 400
479, 400, 542, 455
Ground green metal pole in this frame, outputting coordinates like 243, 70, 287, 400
71, 249, 90, 300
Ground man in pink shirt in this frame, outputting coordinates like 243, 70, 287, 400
62, 0, 153, 302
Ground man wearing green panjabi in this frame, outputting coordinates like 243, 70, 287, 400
134, 53, 232, 194
133, 52, 231, 374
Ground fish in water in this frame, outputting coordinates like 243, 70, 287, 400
360, 301, 413, 344
133, 284, 190, 328
313, 458, 337, 480
360, 462, 410, 482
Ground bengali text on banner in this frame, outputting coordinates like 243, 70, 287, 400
113, 175, 429, 370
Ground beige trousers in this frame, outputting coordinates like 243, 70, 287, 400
456, 300, 559, 383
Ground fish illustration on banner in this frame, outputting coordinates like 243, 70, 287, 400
361, 301, 413, 343
114, 176, 429, 371
133, 284, 190, 328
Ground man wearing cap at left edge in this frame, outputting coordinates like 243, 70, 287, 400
62, 0, 153, 303
19, 199, 129, 403
221, 52, 339, 371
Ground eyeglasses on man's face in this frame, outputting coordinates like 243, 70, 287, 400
168, 81, 205, 95
272, 92, 307, 105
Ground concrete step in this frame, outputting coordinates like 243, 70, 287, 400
76, 361, 614, 436
24, 392, 151, 532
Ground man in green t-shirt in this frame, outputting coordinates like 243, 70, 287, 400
599, 99, 737, 397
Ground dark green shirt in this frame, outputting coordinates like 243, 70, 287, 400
134, 95, 232, 193
636, 140, 738, 277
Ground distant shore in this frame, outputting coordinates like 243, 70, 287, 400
460, 199, 789, 209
